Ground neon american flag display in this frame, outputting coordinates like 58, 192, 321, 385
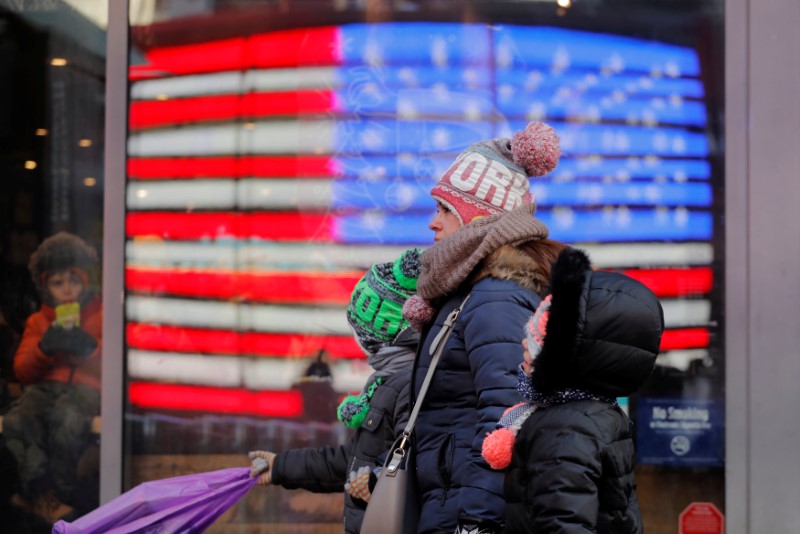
125, 23, 716, 418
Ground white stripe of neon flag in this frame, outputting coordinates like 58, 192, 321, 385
126, 295, 710, 332
130, 68, 340, 101
128, 348, 707, 391
131, 72, 244, 100
126, 241, 423, 270
579, 242, 713, 268
127, 178, 716, 214
125, 241, 713, 270
126, 296, 350, 333
127, 120, 336, 157
127, 179, 334, 210
128, 349, 372, 392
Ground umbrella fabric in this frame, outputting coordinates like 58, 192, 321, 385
52, 467, 256, 533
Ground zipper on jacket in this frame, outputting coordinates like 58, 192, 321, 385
437, 432, 455, 505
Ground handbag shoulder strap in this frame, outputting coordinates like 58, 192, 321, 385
384, 294, 471, 475
399, 293, 471, 445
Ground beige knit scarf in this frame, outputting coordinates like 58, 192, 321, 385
417, 203, 549, 300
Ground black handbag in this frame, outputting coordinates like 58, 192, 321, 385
361, 295, 471, 534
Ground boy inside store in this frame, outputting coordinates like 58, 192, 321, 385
4, 232, 103, 525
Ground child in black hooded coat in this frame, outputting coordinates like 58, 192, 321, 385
482, 248, 664, 534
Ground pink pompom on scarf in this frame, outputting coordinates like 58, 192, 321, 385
402, 295, 436, 332
481, 402, 537, 470
482, 427, 517, 470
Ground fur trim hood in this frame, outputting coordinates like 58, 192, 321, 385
532, 248, 664, 397
470, 245, 551, 296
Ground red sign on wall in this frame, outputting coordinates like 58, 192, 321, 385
679, 502, 724, 534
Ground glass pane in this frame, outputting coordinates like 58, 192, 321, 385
125, 2, 724, 532
0, 0, 107, 529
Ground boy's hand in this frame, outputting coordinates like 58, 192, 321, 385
248, 451, 276, 485
39, 326, 70, 356
65, 328, 98, 357
39, 326, 97, 358
344, 465, 374, 503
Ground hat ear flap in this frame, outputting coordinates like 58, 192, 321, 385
532, 248, 590, 394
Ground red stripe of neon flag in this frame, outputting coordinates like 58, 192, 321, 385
126, 323, 363, 359
132, 27, 340, 78
126, 322, 707, 357
619, 268, 712, 298
128, 382, 304, 417
128, 156, 339, 179
125, 266, 712, 301
138, 38, 246, 77
248, 28, 341, 68
125, 212, 334, 241
129, 91, 338, 130
126, 267, 362, 304
659, 328, 710, 351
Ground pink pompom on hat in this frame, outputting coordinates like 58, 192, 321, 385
430, 121, 561, 225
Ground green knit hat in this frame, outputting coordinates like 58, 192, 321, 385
347, 248, 422, 355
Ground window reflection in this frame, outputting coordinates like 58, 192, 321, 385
127, 2, 724, 532
4, 233, 102, 524
0, 1, 107, 529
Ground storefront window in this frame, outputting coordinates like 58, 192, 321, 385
125, 1, 724, 532
0, 1, 107, 529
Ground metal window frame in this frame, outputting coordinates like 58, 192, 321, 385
725, 0, 749, 531
725, 0, 800, 532
100, 0, 128, 504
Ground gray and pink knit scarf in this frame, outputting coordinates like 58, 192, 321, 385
417, 203, 549, 300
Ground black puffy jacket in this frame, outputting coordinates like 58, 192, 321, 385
271, 369, 411, 533
504, 400, 643, 534
504, 249, 663, 533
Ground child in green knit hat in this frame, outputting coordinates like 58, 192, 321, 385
337, 247, 421, 426
248, 248, 422, 534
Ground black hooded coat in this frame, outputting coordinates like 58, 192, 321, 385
503, 249, 664, 534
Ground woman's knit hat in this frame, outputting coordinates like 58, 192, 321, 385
347, 248, 423, 355
430, 121, 561, 225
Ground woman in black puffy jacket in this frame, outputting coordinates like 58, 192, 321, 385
482, 248, 664, 534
